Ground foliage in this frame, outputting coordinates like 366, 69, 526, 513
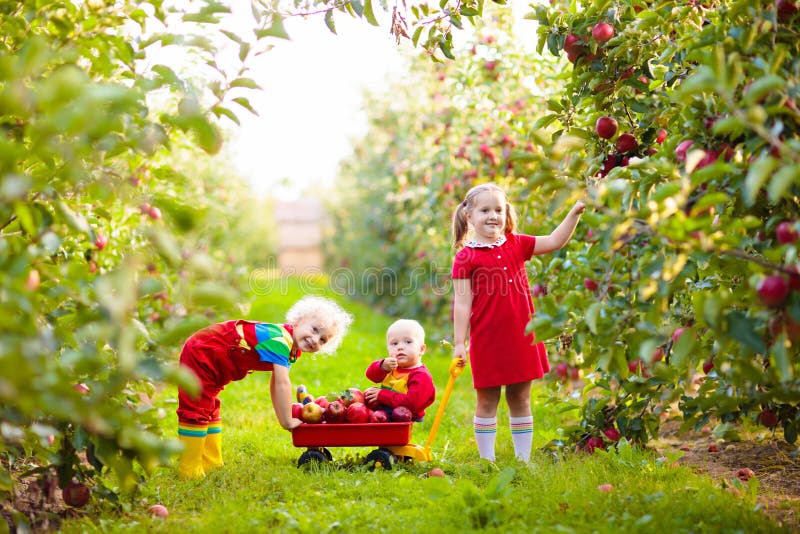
0, 0, 284, 516
326, 0, 800, 450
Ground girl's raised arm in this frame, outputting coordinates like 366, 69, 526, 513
533, 201, 586, 255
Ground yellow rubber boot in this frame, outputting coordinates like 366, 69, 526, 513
202, 422, 223, 471
178, 424, 208, 479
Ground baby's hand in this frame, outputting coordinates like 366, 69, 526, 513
364, 387, 380, 404
382, 357, 398, 372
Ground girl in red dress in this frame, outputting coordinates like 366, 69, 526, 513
451, 183, 585, 462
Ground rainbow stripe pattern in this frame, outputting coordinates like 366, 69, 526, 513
510, 419, 533, 435
178, 422, 208, 438
474, 419, 497, 434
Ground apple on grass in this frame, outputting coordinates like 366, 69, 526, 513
736, 468, 756, 482
148, 504, 169, 518
597, 484, 614, 492
428, 468, 445, 478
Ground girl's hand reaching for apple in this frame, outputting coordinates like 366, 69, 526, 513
285, 417, 303, 431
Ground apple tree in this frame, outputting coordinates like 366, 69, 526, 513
0, 0, 285, 517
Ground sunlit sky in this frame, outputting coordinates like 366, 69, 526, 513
224, 9, 410, 200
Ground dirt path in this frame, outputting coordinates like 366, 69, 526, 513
652, 421, 800, 530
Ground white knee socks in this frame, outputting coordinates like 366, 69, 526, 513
510, 415, 534, 461
473, 416, 497, 461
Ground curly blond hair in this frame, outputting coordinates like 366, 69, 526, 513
286, 296, 353, 353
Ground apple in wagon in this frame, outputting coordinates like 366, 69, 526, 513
391, 406, 413, 422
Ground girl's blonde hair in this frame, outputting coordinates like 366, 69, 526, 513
286, 296, 353, 353
452, 183, 518, 251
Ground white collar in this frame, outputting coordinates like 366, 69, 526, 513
464, 235, 507, 248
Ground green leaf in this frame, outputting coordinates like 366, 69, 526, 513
212, 105, 240, 125
229, 77, 260, 89
743, 157, 778, 206
767, 164, 800, 203
363, 0, 379, 26
256, 14, 290, 39
350, 0, 364, 17
231, 97, 258, 115
742, 74, 784, 107
725, 311, 766, 353
585, 302, 601, 335
412, 26, 424, 47
324, 10, 337, 34
439, 39, 455, 60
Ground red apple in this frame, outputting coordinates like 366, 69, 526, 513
758, 409, 778, 428
584, 436, 605, 453
341, 388, 365, 407
651, 348, 664, 363
595, 116, 618, 139
584, 278, 598, 291
776, 221, 798, 244
563, 34, 583, 55
695, 149, 719, 170
656, 129, 667, 144
597, 483, 614, 492
568, 366, 581, 381
702, 359, 714, 374
301, 402, 324, 424
603, 427, 621, 442
736, 468, 756, 482
94, 234, 108, 250
346, 402, 370, 423
757, 275, 790, 307
314, 396, 330, 410
63, 481, 90, 507
73, 383, 90, 394
291, 402, 303, 419
675, 140, 695, 162
708, 444, 719, 452
671, 327, 687, 343
148, 206, 162, 220
591, 22, 615, 43
554, 362, 569, 381
429, 467, 445, 477
324, 400, 345, 423
369, 410, 389, 423
391, 406, 413, 422
777, 0, 798, 21
148, 504, 169, 518
26, 269, 40, 291
532, 283, 547, 297
615, 133, 638, 154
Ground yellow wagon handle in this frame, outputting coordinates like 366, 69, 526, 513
423, 358, 465, 457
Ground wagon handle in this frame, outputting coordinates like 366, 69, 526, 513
423, 358, 464, 456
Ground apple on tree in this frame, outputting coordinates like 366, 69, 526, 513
776, 221, 798, 244
62, 481, 90, 507
757, 275, 790, 308
595, 116, 618, 139
758, 408, 778, 428
591, 22, 615, 43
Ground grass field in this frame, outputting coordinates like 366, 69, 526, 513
60, 279, 786, 533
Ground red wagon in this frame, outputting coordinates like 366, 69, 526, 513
291, 359, 463, 469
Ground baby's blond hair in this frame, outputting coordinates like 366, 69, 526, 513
387, 319, 426, 343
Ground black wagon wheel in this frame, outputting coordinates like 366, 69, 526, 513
321, 447, 333, 461
297, 449, 328, 468
365, 448, 394, 471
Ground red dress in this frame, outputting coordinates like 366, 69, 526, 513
451, 233, 550, 389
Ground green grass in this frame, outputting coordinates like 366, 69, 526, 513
60, 278, 787, 533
